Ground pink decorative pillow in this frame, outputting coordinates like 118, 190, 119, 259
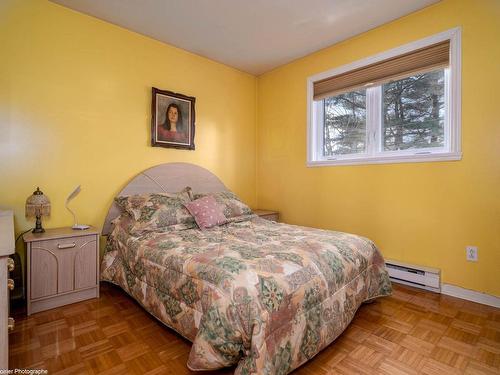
184, 195, 227, 230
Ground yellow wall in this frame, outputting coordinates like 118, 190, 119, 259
257, 0, 500, 296
0, 0, 256, 244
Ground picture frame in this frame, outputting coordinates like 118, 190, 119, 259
151, 87, 195, 150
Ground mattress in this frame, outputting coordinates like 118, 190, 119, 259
101, 215, 392, 374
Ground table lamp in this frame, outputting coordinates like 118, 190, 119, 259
66, 185, 89, 230
25, 187, 51, 233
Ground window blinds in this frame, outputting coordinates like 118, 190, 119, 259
313, 40, 450, 100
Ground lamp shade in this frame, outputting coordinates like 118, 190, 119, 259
25, 187, 51, 218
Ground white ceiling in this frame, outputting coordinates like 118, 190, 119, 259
50, 0, 440, 75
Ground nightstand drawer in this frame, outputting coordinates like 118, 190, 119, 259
33, 234, 96, 252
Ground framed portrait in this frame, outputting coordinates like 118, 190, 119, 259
151, 87, 195, 150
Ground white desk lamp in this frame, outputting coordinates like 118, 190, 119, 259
66, 185, 90, 230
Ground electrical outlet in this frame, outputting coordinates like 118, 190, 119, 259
466, 246, 478, 262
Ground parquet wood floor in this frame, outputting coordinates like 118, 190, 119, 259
8, 283, 500, 374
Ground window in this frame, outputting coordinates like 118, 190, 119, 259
307, 28, 461, 166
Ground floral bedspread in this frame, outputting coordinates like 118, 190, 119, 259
101, 215, 391, 374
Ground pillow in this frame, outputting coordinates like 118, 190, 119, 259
114, 187, 195, 234
193, 191, 253, 219
184, 195, 227, 230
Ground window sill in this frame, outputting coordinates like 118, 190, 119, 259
307, 151, 462, 167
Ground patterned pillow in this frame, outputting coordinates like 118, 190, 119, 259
184, 195, 227, 230
115, 187, 195, 234
193, 191, 253, 219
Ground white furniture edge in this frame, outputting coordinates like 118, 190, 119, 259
441, 284, 500, 309
0, 210, 14, 370
0, 210, 15, 256
102, 163, 228, 235
0, 258, 9, 370
306, 27, 462, 167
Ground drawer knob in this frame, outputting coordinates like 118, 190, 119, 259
7, 278, 14, 291
7, 258, 14, 272
57, 242, 76, 249
8, 317, 15, 331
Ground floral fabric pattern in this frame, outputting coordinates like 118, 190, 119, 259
114, 187, 195, 234
184, 195, 227, 229
193, 191, 253, 219
101, 216, 391, 375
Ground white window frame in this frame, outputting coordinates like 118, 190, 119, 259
307, 27, 462, 167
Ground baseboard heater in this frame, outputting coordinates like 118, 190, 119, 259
385, 259, 441, 293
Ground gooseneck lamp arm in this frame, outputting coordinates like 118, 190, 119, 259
65, 185, 81, 227
65, 185, 90, 230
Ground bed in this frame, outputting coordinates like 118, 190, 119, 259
101, 163, 392, 374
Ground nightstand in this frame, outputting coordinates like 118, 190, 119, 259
23, 227, 100, 315
254, 209, 279, 222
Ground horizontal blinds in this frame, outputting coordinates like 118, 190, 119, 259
313, 40, 450, 100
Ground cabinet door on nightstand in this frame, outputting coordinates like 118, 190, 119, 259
74, 236, 97, 290
31, 246, 58, 299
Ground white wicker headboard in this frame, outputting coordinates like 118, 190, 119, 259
102, 162, 228, 235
